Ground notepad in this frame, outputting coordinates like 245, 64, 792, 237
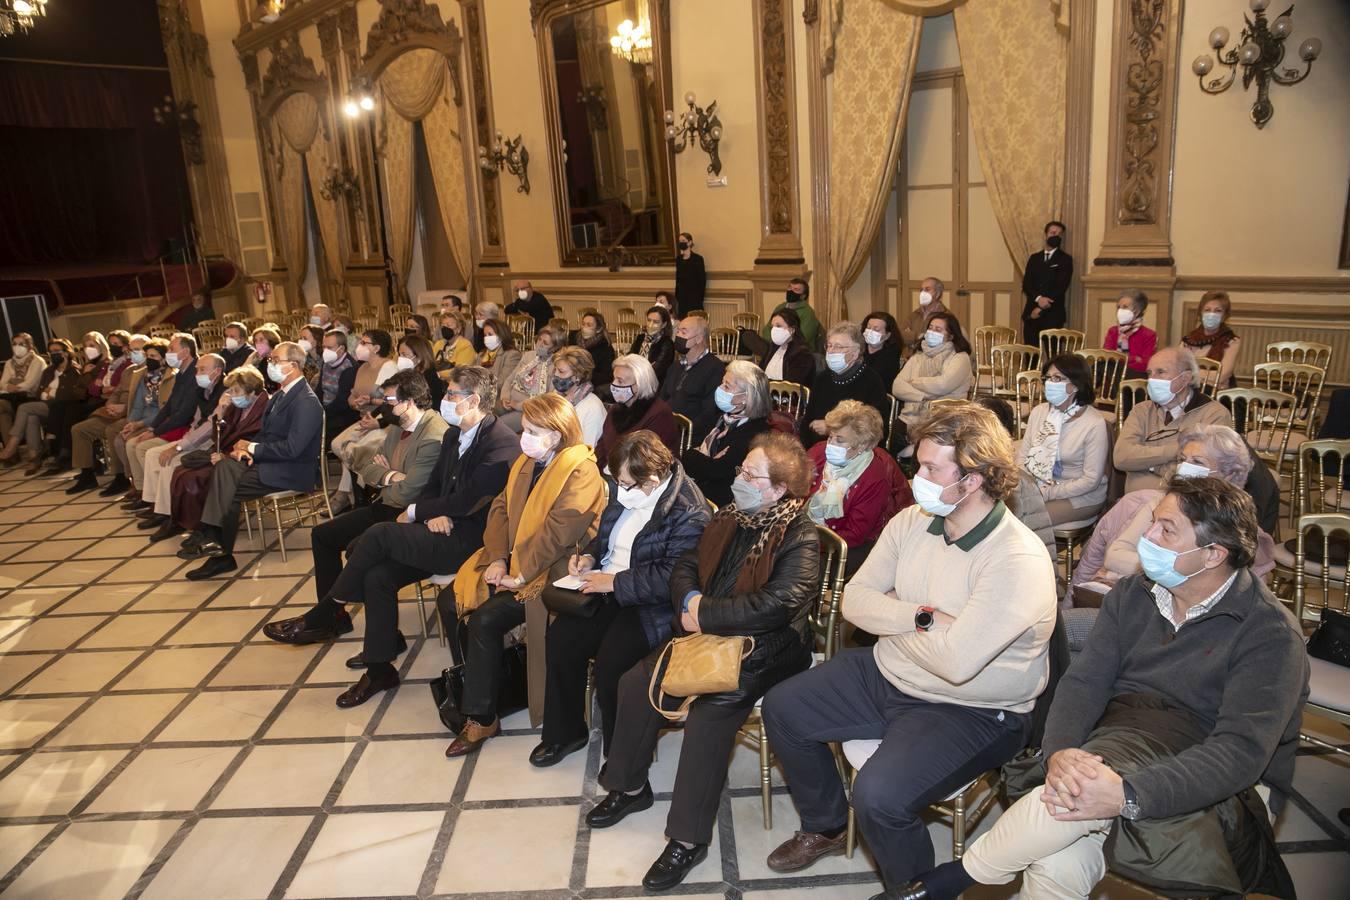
551, 575, 587, 590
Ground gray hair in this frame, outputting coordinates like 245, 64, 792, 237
1175, 345, 1200, 380
1176, 424, 1253, 485
198, 352, 225, 375
1118, 289, 1148, 314
129, 333, 149, 347
537, 323, 567, 348
475, 301, 501, 321
612, 353, 660, 399
827, 321, 862, 347
924, 276, 945, 299
683, 314, 710, 340
725, 360, 771, 419
446, 365, 495, 407
272, 341, 307, 365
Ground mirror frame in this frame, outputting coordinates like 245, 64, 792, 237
534, 0, 679, 268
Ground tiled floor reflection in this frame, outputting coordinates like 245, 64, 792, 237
0, 464, 1346, 899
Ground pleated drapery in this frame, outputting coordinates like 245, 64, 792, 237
272, 90, 346, 304
378, 108, 417, 303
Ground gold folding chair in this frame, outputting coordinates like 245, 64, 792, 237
1269, 440, 1350, 599
1013, 369, 1043, 439
148, 324, 177, 340
1077, 348, 1127, 413
616, 306, 637, 324
989, 343, 1040, 400
613, 323, 638, 351
709, 327, 739, 360
1218, 387, 1299, 482
883, 395, 902, 453
1115, 378, 1149, 429
1038, 328, 1085, 361
242, 410, 334, 561
732, 311, 761, 332
507, 314, 536, 348
1252, 361, 1325, 438
672, 413, 692, 455
768, 380, 810, 421
1292, 513, 1350, 756
972, 326, 1017, 397
1194, 357, 1223, 397
1266, 340, 1332, 372
355, 313, 380, 333
389, 302, 413, 323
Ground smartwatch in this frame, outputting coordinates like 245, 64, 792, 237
914, 606, 936, 633
1120, 781, 1142, 821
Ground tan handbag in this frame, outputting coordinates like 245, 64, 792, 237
647, 633, 755, 721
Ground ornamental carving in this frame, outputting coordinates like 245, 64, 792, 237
802, 0, 819, 26
158, 0, 213, 77
261, 35, 324, 101
317, 14, 339, 59
362, 0, 463, 107
464, 1, 502, 247
761, 0, 792, 234
338, 5, 361, 76
1118, 0, 1165, 225
241, 52, 260, 93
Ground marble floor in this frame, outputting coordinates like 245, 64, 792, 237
0, 463, 1346, 900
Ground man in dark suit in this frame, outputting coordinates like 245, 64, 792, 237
674, 231, 706, 316
660, 313, 725, 445
179, 341, 323, 580
261, 365, 519, 708
1020, 220, 1073, 348
505, 278, 554, 331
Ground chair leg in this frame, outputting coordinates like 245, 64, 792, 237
584, 659, 595, 729
759, 717, 773, 829
273, 500, 287, 561
414, 581, 430, 640
952, 791, 968, 859
1063, 535, 1075, 585
845, 770, 857, 858
243, 502, 253, 542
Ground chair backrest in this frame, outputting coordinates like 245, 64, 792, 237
732, 311, 761, 332
990, 343, 1040, 397
1266, 340, 1332, 371
1218, 387, 1299, 477
768, 380, 810, 419
1252, 361, 1325, 433
709, 327, 739, 359
1013, 370, 1043, 439
507, 314, 536, 348
389, 303, 412, 323
148, 323, 177, 340
613, 323, 638, 349
616, 306, 637, 324
1293, 512, 1350, 622
1194, 356, 1223, 397
672, 412, 692, 455
1038, 328, 1085, 361
192, 325, 224, 353
1293, 439, 1350, 529
811, 524, 848, 659
973, 327, 1017, 396
883, 395, 902, 452
548, 317, 570, 336
1076, 348, 1127, 411
1115, 378, 1149, 428
355, 313, 380, 333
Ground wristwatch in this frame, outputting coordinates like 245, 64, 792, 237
1120, 781, 1142, 821
914, 606, 936, 633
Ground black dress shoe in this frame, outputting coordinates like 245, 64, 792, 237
642, 840, 708, 891
42, 461, 71, 476
99, 475, 131, 496
529, 737, 589, 768
335, 667, 400, 708
185, 555, 237, 580
137, 514, 169, 530
177, 540, 225, 560
121, 498, 150, 511
135, 506, 160, 519
345, 631, 407, 669
585, 782, 653, 829
65, 472, 98, 494
869, 884, 929, 900
148, 521, 182, 543
262, 609, 354, 645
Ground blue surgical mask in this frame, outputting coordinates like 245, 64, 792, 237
267, 362, 285, 383
130, 350, 146, 365
714, 386, 740, 414
1147, 376, 1177, 406
825, 352, 849, 374
1136, 535, 1212, 589
440, 395, 463, 427
824, 443, 850, 467
911, 473, 969, 517
309, 315, 323, 326
165, 352, 181, 369
924, 330, 944, 348
1201, 312, 1223, 330
230, 394, 253, 409
1175, 461, 1211, 479
195, 374, 212, 389
1044, 380, 1069, 407
730, 477, 767, 513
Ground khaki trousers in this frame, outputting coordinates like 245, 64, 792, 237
71, 415, 126, 471
127, 434, 168, 488
961, 788, 1109, 900
143, 448, 185, 515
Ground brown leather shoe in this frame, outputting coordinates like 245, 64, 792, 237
445, 718, 499, 758
335, 668, 399, 709
766, 830, 847, 873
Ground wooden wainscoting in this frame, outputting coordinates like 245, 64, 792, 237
1180, 298, 1350, 387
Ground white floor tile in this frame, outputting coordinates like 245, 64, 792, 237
0, 749, 128, 817
211, 741, 356, 810
285, 810, 442, 898
336, 738, 461, 807
585, 798, 723, 888
437, 805, 578, 893
155, 689, 287, 743
141, 815, 313, 900
4, 818, 182, 900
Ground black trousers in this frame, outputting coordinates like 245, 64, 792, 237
761, 648, 1031, 888
311, 504, 401, 602
200, 456, 275, 555
542, 602, 650, 753
46, 397, 103, 457
460, 592, 526, 719
325, 519, 473, 663
601, 646, 755, 846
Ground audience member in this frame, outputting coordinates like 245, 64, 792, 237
588, 433, 819, 891
976, 396, 1057, 562
1021, 220, 1073, 347
761, 403, 1056, 890
329, 329, 400, 513
505, 279, 554, 331
805, 400, 912, 574
652, 290, 676, 318
472, 301, 502, 351
309, 303, 334, 331
3, 338, 75, 473
1017, 353, 1111, 526
296, 325, 324, 387
891, 311, 973, 452
596, 354, 679, 470
177, 341, 323, 580
897, 277, 947, 357
758, 308, 816, 386
538, 431, 710, 766
551, 347, 605, 446
673, 231, 706, 315
682, 360, 773, 506
433, 310, 475, 372
860, 311, 903, 387
761, 277, 821, 349
630, 305, 675, 384
0, 333, 47, 440
1181, 290, 1241, 388
496, 323, 562, 429
110, 338, 174, 496
318, 328, 357, 445
220, 322, 251, 371
475, 318, 521, 383
394, 334, 446, 408
181, 288, 215, 331
1104, 289, 1157, 378
660, 313, 725, 444
67, 333, 147, 494
123, 337, 220, 496
403, 313, 432, 343
576, 311, 616, 387
1114, 347, 1232, 492
40, 331, 111, 474
446, 392, 606, 756
907, 477, 1306, 900
802, 322, 888, 448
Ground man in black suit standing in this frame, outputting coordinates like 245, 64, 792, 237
674, 231, 706, 316
505, 278, 554, 331
1020, 220, 1073, 348
179, 341, 324, 580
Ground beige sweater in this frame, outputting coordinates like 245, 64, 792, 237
891, 344, 972, 427
844, 502, 1058, 713
1113, 391, 1232, 493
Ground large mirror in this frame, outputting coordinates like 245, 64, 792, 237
537, 0, 678, 267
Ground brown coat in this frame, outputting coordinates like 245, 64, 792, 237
1113, 391, 1233, 493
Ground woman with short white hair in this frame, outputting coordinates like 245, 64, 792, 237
683, 359, 774, 505
595, 353, 679, 468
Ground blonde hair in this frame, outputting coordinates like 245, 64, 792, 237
824, 399, 883, 451
908, 401, 1019, 501
81, 331, 110, 359
223, 365, 266, 394
750, 432, 814, 498
522, 392, 584, 449
553, 346, 595, 382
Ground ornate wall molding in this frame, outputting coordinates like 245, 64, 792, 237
259, 34, 330, 122
1061, 0, 1095, 326
751, 0, 804, 267
361, 0, 463, 105
803, 0, 829, 284
461, 0, 508, 265
235, 0, 351, 55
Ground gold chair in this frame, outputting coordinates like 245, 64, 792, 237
1038, 328, 1085, 361
1252, 361, 1325, 438
768, 380, 810, 421
1269, 440, 1350, 599
972, 326, 1017, 397
1076, 348, 1128, 413
1115, 378, 1149, 429
883, 395, 902, 453
412, 574, 452, 645
548, 316, 570, 337
709, 327, 739, 360
1218, 387, 1299, 482
355, 313, 380, 333
672, 413, 692, 455
616, 306, 637, 324
389, 302, 413, 323
1291, 514, 1350, 758
613, 323, 639, 351
732, 311, 761, 332
1013, 369, 1043, 439
192, 326, 224, 353
989, 343, 1040, 400
1266, 340, 1332, 372
738, 524, 847, 828
148, 324, 177, 340
507, 313, 536, 348
242, 411, 333, 561
1194, 357, 1223, 397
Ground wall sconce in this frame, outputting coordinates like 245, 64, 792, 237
152, 94, 205, 166
1192, 0, 1321, 129
319, 165, 361, 206
665, 92, 722, 176
478, 131, 531, 195
342, 75, 376, 119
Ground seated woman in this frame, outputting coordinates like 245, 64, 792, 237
801, 322, 889, 448
860, 311, 903, 389
472, 301, 502, 351
806, 401, 912, 574
1181, 289, 1241, 388
433, 309, 476, 373
536, 431, 711, 766
977, 396, 1057, 564
596, 353, 680, 469
475, 318, 522, 386
1069, 422, 1275, 605
245, 326, 283, 392
2, 338, 76, 472
587, 433, 819, 891
296, 324, 325, 386
758, 307, 815, 387
0, 332, 47, 445
577, 310, 616, 388
682, 359, 773, 506
403, 313, 432, 343
551, 347, 605, 446
112, 338, 173, 490
891, 311, 973, 452
1104, 288, 1156, 379
446, 393, 606, 757
496, 324, 563, 431
394, 334, 446, 409
147, 365, 268, 543
1016, 353, 1110, 527
629, 305, 675, 385
42, 330, 112, 474
329, 329, 399, 513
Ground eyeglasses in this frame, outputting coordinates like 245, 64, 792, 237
825, 343, 855, 353
735, 466, 771, 482
383, 396, 400, 404
615, 480, 638, 491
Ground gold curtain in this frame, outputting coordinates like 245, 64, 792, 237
422, 99, 472, 290
823, 2, 921, 323
276, 143, 309, 303
823, 0, 1068, 64
273, 91, 346, 302
379, 47, 446, 120
954, 0, 1068, 264
379, 106, 416, 302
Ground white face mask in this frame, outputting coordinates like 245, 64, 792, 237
165, 351, 181, 369
1201, 311, 1223, 330
923, 330, 945, 348
1116, 307, 1135, 326
863, 329, 885, 347
911, 473, 970, 517
1175, 460, 1211, 479
224, 337, 240, 351
396, 356, 416, 371
483, 334, 501, 351
1147, 375, 1178, 406
297, 339, 314, 354
520, 430, 556, 460
12, 345, 29, 359
309, 315, 322, 326
84, 346, 101, 361
918, 290, 934, 307
616, 480, 659, 510
355, 344, 371, 362
440, 395, 466, 427
321, 348, 339, 365
516, 289, 530, 301
770, 326, 791, 346
474, 318, 486, 329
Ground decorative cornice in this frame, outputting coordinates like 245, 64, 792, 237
359, 0, 463, 106
760, 0, 792, 235
802, 0, 819, 26
1173, 275, 1350, 294
158, 0, 213, 77
261, 34, 323, 99
234, 0, 352, 56
316, 14, 339, 59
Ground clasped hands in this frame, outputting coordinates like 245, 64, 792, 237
483, 559, 524, 591
229, 438, 253, 465
567, 554, 615, 595
1041, 748, 1125, 821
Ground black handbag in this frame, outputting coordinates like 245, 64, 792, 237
1307, 607, 1350, 668
429, 615, 528, 734
540, 583, 604, 618
178, 449, 213, 469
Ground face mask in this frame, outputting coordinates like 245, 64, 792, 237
1044, 380, 1070, 407
919, 290, 934, 307
825, 443, 850, 467
11, 345, 28, 359
677, 241, 689, 252
616, 482, 655, 510
770, 326, 791, 346
610, 384, 635, 404
1147, 376, 1177, 406
396, 356, 416, 371
255, 343, 271, 358
129, 350, 145, 365
404, 328, 419, 338
355, 344, 371, 362
1175, 460, 1211, 479
475, 318, 486, 329
309, 316, 322, 326
714, 386, 740, 414
143, 357, 161, 372
536, 345, 552, 360
441, 326, 454, 340
785, 290, 803, 305
267, 362, 286, 383
334, 325, 348, 334
731, 477, 768, 513
552, 375, 576, 394
483, 334, 501, 351
1116, 307, 1135, 326
84, 346, 101, 361
673, 336, 690, 355
520, 430, 555, 460
863, 329, 885, 347
230, 393, 253, 409
298, 339, 314, 354
225, 337, 241, 351
516, 289, 530, 301
647, 321, 663, 336
50, 351, 66, 365
109, 344, 124, 359
923, 330, 945, 348
195, 373, 213, 389
1201, 312, 1223, 330
1137, 535, 1212, 590
580, 326, 596, 339
395, 402, 418, 428
440, 395, 463, 426
825, 352, 850, 374
322, 348, 339, 365
1046, 234, 1063, 249
165, 352, 181, 369
911, 473, 970, 517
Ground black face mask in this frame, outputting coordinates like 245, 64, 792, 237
1046, 234, 1063, 249
673, 336, 689, 355
786, 290, 804, 305
440, 326, 454, 340
109, 344, 125, 359
405, 328, 418, 337
144, 357, 162, 372
49, 351, 65, 365
677, 241, 689, 252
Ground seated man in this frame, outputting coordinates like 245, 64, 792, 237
261, 366, 517, 708
760, 402, 1057, 891
177, 341, 323, 580
1113, 347, 1231, 493
68, 332, 145, 494
893, 476, 1308, 900
658, 313, 724, 445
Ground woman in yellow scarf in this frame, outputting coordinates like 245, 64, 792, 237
447, 392, 606, 757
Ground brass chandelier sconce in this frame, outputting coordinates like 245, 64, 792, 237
319, 165, 361, 206
665, 92, 722, 177
1, 0, 50, 38
152, 95, 205, 166
478, 131, 531, 195
1191, 0, 1321, 129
